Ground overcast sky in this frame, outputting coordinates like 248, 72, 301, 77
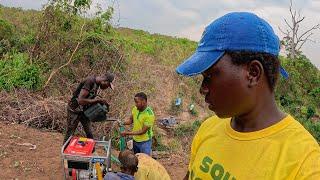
1, 0, 319, 68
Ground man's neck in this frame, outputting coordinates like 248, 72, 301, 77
95, 76, 101, 85
139, 106, 147, 112
231, 94, 286, 132
121, 170, 134, 176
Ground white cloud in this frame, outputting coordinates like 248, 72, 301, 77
178, 24, 205, 41
115, 0, 320, 68
0, 0, 48, 9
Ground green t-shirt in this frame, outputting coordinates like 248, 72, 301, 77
132, 106, 155, 142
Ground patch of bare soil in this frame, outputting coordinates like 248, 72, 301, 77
158, 153, 188, 180
0, 121, 63, 180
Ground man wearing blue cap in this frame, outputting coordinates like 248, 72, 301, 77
176, 12, 320, 180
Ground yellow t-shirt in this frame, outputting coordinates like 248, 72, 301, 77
132, 106, 155, 142
189, 115, 320, 180
134, 153, 171, 180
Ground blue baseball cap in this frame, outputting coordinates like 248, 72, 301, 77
176, 12, 289, 79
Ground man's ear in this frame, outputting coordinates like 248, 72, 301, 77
246, 60, 263, 88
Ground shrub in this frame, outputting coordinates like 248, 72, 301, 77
0, 18, 13, 40
301, 120, 320, 142
153, 134, 169, 151
174, 119, 202, 137
0, 52, 43, 90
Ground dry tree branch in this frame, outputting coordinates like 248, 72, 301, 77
298, 24, 320, 41
278, 0, 320, 59
296, 16, 305, 24
289, 0, 295, 25
284, 19, 293, 30
29, 10, 48, 64
83, 33, 125, 75
278, 26, 290, 37
43, 22, 86, 88
297, 33, 314, 51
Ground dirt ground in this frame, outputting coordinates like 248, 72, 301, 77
158, 154, 188, 179
0, 122, 187, 180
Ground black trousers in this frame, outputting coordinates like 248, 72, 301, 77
63, 109, 93, 144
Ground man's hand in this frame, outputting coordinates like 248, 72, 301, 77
116, 120, 124, 127
120, 126, 149, 137
97, 99, 109, 106
120, 131, 128, 137
122, 116, 133, 126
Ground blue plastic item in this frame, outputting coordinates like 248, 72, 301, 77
175, 98, 182, 106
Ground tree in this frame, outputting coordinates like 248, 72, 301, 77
279, 0, 320, 59
48, 0, 92, 15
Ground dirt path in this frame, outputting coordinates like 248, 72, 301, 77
0, 122, 63, 179
0, 122, 187, 179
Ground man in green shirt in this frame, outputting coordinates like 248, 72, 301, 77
121, 92, 155, 155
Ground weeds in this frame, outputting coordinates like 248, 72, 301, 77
0, 52, 42, 90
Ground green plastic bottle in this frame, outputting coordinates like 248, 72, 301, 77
119, 126, 126, 151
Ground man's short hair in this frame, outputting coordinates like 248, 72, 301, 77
104, 72, 115, 82
135, 92, 147, 101
226, 51, 280, 91
118, 150, 138, 173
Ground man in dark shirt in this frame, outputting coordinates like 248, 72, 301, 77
63, 72, 115, 143
104, 150, 138, 180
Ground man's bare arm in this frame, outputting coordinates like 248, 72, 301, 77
77, 89, 107, 105
125, 125, 149, 136
123, 115, 133, 126
121, 125, 150, 137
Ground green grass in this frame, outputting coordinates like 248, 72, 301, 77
174, 119, 202, 137
107, 28, 197, 66
153, 134, 169, 151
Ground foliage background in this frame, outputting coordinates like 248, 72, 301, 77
0, 2, 319, 152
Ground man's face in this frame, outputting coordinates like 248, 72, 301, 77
134, 97, 147, 111
200, 54, 255, 118
100, 81, 110, 89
